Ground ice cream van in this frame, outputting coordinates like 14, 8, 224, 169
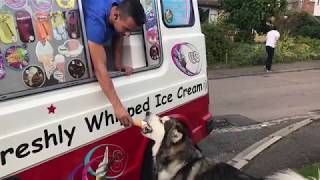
0, 0, 212, 179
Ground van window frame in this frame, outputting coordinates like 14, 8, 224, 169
108, 0, 164, 77
0, 0, 164, 102
160, 0, 195, 28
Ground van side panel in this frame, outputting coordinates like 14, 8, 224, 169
14, 95, 210, 180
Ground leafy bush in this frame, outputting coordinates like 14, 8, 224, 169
202, 24, 233, 66
297, 25, 320, 39
295, 36, 320, 60
227, 43, 265, 67
202, 21, 320, 69
209, 37, 320, 68
277, 12, 320, 38
275, 36, 320, 63
234, 30, 255, 43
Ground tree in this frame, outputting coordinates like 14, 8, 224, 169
223, 0, 287, 32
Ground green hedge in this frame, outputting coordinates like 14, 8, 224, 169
202, 23, 320, 68
201, 24, 233, 66
227, 43, 265, 67
275, 36, 320, 63
202, 24, 232, 65
224, 37, 320, 68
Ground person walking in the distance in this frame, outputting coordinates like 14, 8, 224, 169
265, 26, 280, 72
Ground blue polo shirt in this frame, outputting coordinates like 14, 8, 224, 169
82, 0, 122, 45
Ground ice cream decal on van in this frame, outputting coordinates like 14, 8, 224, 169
0, 12, 18, 44
68, 144, 128, 180
5, 45, 29, 70
51, 11, 68, 41
31, 0, 52, 11
36, 41, 54, 79
23, 65, 45, 87
16, 10, 35, 43
171, 43, 201, 76
56, 0, 75, 9
0, 49, 6, 80
4, 0, 26, 10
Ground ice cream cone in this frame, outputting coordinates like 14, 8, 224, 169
133, 119, 146, 128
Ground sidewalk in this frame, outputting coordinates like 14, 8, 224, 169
243, 118, 320, 177
208, 60, 320, 79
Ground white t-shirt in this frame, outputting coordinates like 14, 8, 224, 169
266, 30, 280, 48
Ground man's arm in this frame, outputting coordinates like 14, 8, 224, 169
88, 40, 132, 126
113, 35, 133, 75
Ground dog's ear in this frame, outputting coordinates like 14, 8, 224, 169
160, 116, 170, 124
171, 129, 183, 144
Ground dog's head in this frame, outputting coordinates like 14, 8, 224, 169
134, 112, 188, 157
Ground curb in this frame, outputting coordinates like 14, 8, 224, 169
227, 115, 320, 169
208, 67, 320, 80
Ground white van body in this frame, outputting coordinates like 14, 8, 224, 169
0, 0, 211, 179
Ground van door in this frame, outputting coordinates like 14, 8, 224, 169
155, 0, 208, 127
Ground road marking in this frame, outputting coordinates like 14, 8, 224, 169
211, 113, 317, 134
227, 115, 320, 169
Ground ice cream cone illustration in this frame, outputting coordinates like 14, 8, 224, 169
53, 54, 65, 82
96, 146, 109, 180
36, 41, 54, 79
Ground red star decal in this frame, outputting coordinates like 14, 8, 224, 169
48, 104, 56, 114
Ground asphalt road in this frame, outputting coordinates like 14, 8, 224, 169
199, 69, 320, 177
209, 69, 320, 122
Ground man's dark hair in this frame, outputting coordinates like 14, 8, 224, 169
118, 0, 146, 26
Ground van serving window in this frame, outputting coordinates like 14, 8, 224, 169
161, 0, 195, 28
0, 0, 162, 101
106, 0, 162, 74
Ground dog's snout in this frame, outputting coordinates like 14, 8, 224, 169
146, 111, 151, 117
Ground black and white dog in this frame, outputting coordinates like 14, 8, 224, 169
134, 112, 306, 180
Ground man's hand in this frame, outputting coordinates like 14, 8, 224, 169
113, 35, 134, 76
88, 41, 133, 127
114, 104, 132, 127
116, 65, 133, 76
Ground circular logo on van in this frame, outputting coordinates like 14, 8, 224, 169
5, 45, 29, 70
31, 0, 52, 11
68, 59, 85, 78
4, 0, 26, 9
23, 65, 45, 88
171, 43, 201, 76
68, 144, 128, 180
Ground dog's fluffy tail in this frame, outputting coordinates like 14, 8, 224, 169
266, 169, 306, 180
